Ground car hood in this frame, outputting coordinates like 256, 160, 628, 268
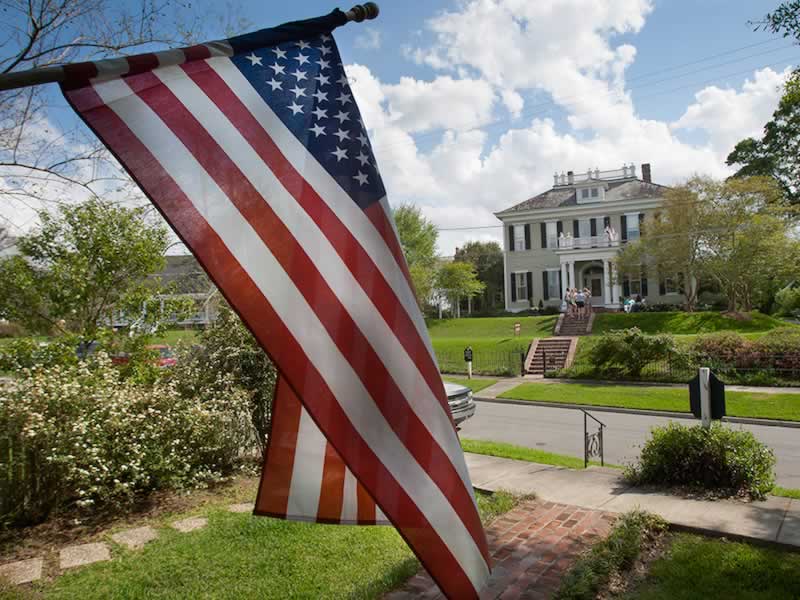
443, 381, 471, 398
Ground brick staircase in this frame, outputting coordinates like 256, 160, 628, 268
525, 337, 575, 375
555, 312, 594, 337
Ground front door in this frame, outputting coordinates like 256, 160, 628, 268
583, 268, 604, 306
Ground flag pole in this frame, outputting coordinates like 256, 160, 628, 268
0, 3, 379, 93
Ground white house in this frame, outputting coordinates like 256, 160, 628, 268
496, 163, 680, 312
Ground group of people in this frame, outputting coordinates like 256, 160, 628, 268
565, 287, 593, 317
623, 294, 646, 313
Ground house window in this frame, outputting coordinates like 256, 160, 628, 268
546, 270, 560, 299
629, 277, 642, 296
664, 276, 678, 295
545, 221, 558, 248
591, 187, 599, 198
578, 219, 591, 239
625, 212, 640, 241
581, 188, 589, 199
516, 272, 528, 300
513, 224, 526, 251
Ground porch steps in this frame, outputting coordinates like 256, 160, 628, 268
525, 337, 577, 375
554, 312, 595, 336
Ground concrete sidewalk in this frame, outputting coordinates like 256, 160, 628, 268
465, 452, 800, 548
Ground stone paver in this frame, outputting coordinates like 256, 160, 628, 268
171, 516, 208, 533
111, 526, 158, 550
0, 557, 43, 585
228, 503, 254, 513
59, 542, 111, 570
385, 500, 615, 599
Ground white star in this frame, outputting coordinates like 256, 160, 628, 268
297, 40, 311, 50
310, 124, 326, 137
331, 147, 348, 161
357, 132, 368, 146
294, 53, 310, 66
292, 69, 307, 81
312, 107, 327, 119
320, 45, 332, 56
288, 101, 304, 115
315, 58, 330, 70
321, 33, 331, 42
334, 110, 350, 124
356, 151, 370, 166
290, 85, 307, 99
312, 90, 328, 103
266, 79, 282, 91
271, 47, 287, 59
337, 75, 349, 86
353, 171, 368, 186
314, 73, 330, 86
269, 63, 285, 75
246, 53, 262, 66
334, 128, 350, 142
337, 92, 352, 105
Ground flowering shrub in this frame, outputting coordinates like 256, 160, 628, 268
0, 336, 80, 372
0, 355, 250, 525
589, 328, 679, 377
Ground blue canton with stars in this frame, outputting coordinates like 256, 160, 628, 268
231, 34, 385, 210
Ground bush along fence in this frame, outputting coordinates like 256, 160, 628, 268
436, 349, 526, 377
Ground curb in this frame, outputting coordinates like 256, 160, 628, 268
474, 396, 800, 429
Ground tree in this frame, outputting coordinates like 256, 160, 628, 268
435, 261, 485, 318
616, 179, 709, 311
726, 73, 800, 205
454, 241, 504, 313
756, 1, 800, 41
393, 203, 438, 309
0, 198, 176, 338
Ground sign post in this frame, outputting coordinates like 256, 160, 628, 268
699, 367, 711, 429
689, 367, 725, 428
464, 346, 473, 380
514, 322, 521, 336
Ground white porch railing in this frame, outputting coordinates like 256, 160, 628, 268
557, 236, 621, 249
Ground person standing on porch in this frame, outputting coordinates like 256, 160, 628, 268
584, 287, 593, 315
575, 288, 586, 317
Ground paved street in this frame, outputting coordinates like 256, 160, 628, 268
460, 400, 800, 489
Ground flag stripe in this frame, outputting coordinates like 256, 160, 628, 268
255, 379, 302, 516
132, 67, 485, 556
187, 60, 446, 417
317, 441, 347, 521
287, 408, 326, 518
84, 77, 489, 591
66, 87, 482, 598
357, 481, 377, 524
341, 469, 358, 523
206, 57, 436, 362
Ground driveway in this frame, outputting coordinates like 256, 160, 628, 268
460, 400, 800, 489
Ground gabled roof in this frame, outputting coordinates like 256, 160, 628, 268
495, 178, 668, 216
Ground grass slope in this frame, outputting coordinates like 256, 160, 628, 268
429, 316, 556, 355
592, 311, 789, 335
630, 533, 800, 600
499, 383, 800, 422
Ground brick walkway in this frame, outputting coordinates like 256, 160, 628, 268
386, 501, 616, 600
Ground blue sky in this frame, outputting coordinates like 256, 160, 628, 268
2, 1, 797, 253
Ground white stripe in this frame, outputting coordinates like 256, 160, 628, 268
375, 505, 388, 523
92, 77, 488, 591
207, 58, 436, 363
286, 408, 326, 518
340, 469, 357, 523
157, 49, 186, 68
152, 64, 471, 493
93, 57, 129, 81
204, 41, 234, 57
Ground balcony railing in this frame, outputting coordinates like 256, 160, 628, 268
555, 235, 621, 249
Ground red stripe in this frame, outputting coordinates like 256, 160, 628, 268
356, 481, 376, 524
126, 53, 160, 75
363, 202, 416, 289
61, 61, 98, 90
184, 61, 452, 424
126, 69, 488, 565
255, 377, 302, 516
317, 441, 347, 522
184, 44, 213, 61
65, 86, 481, 599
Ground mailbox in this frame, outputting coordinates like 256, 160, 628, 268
463, 346, 473, 362
689, 371, 726, 420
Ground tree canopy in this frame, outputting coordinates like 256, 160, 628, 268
435, 261, 485, 318
393, 203, 439, 309
454, 240, 504, 312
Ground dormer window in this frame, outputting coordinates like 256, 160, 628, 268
581, 189, 589, 199
591, 187, 599, 198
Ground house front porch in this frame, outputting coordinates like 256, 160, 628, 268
555, 249, 621, 310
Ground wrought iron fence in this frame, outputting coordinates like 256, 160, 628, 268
436, 349, 526, 377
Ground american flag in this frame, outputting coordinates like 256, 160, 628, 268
59, 9, 490, 599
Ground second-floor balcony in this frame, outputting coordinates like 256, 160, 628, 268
552, 233, 628, 250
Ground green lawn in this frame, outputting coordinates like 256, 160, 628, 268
7, 488, 515, 599
592, 310, 790, 335
499, 382, 800, 422
461, 438, 618, 470
629, 533, 800, 600
429, 316, 556, 357
443, 377, 498, 393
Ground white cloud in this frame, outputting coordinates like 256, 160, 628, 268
354, 27, 382, 50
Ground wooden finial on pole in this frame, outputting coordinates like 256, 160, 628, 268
345, 3, 380, 22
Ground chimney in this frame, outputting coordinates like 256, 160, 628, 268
641, 163, 651, 183
567, 170, 574, 185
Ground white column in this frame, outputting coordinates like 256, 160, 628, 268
568, 261, 576, 291
561, 262, 568, 299
603, 260, 612, 306
612, 263, 622, 306
503, 252, 509, 311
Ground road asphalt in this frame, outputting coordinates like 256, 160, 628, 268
460, 400, 800, 489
